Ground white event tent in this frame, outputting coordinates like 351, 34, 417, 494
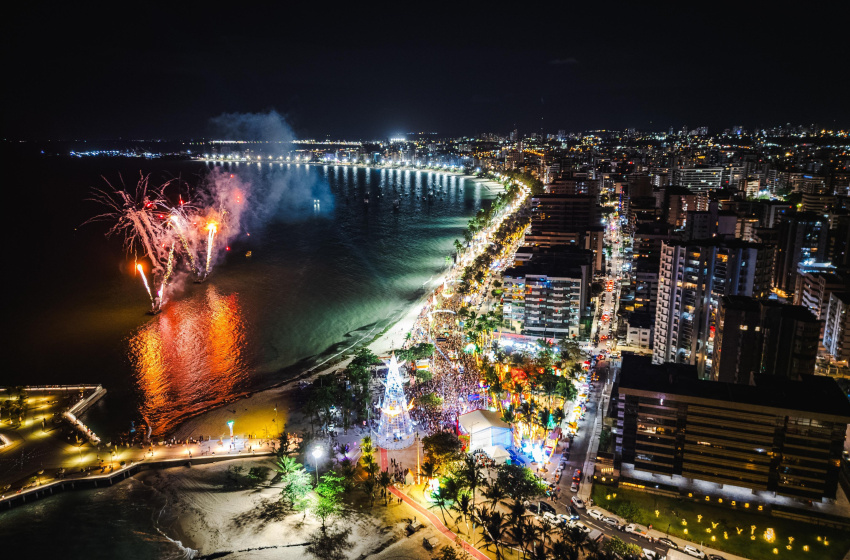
459, 409, 513, 461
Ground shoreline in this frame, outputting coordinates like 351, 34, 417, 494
168, 260, 454, 442
164, 175, 493, 441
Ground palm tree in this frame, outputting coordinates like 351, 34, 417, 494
508, 517, 531, 559
361, 477, 377, 508
274, 455, 300, 477
537, 407, 552, 432
361, 436, 374, 460
455, 455, 484, 516
551, 540, 578, 560
475, 507, 509, 560
363, 455, 380, 481
419, 461, 437, 498
379, 469, 392, 505
430, 479, 457, 525
536, 519, 555, 552
482, 480, 509, 512
552, 407, 565, 428
505, 499, 526, 524
561, 525, 589, 557
339, 457, 357, 493
450, 492, 473, 536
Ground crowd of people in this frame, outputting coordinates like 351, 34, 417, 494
396, 276, 491, 437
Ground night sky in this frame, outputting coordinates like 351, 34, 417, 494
5, 3, 848, 140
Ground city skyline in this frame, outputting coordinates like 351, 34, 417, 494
4, 4, 850, 559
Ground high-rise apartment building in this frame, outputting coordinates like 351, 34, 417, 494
502, 248, 593, 339
666, 187, 709, 227
616, 355, 850, 501
715, 297, 820, 383
653, 239, 773, 376
823, 292, 850, 363
531, 194, 600, 230
676, 167, 724, 190
775, 212, 829, 294
793, 271, 846, 324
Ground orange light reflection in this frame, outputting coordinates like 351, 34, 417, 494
129, 286, 248, 436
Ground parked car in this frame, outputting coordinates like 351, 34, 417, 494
587, 509, 604, 520
542, 511, 559, 524
556, 514, 573, 525
573, 521, 592, 534
658, 537, 679, 549
642, 550, 660, 560
624, 523, 650, 538
571, 496, 585, 509
603, 516, 619, 526
536, 501, 556, 516
570, 482, 579, 492
683, 545, 706, 558
708, 555, 728, 560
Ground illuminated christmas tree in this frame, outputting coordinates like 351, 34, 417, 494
376, 354, 415, 449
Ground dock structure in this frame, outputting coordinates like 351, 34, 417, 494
0, 384, 275, 510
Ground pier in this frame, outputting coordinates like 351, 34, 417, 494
0, 385, 275, 510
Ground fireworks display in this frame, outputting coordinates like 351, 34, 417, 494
88, 171, 247, 313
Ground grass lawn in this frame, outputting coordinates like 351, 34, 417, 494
590, 485, 850, 560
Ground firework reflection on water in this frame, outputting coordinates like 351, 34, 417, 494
128, 285, 249, 436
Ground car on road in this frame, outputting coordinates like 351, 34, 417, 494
624, 523, 649, 537
572, 468, 582, 482
642, 550, 660, 560
658, 537, 679, 549
572, 521, 592, 534
542, 511, 559, 524
603, 516, 620, 526
683, 545, 706, 558
535, 501, 556, 516
570, 496, 585, 509
570, 482, 579, 492
557, 513, 575, 524
587, 509, 604, 520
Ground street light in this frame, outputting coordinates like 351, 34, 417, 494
312, 447, 322, 485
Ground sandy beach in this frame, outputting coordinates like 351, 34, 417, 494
144, 457, 445, 560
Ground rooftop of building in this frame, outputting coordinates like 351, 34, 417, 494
663, 237, 766, 250
721, 295, 762, 311
803, 271, 846, 285
770, 302, 820, 322
633, 258, 660, 273
618, 354, 850, 421
627, 312, 654, 329
831, 291, 850, 305
720, 296, 820, 322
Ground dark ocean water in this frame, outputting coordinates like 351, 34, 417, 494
3, 156, 493, 437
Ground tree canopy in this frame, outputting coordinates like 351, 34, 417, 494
422, 431, 464, 473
